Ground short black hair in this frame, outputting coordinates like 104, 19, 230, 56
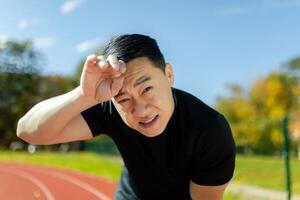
103, 34, 166, 70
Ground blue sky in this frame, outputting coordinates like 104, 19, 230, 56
1, 0, 300, 105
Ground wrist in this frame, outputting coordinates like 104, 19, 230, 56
73, 86, 100, 107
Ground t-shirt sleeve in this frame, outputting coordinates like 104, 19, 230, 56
191, 114, 236, 186
81, 101, 112, 137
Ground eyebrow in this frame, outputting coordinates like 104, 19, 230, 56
133, 75, 151, 88
114, 75, 151, 99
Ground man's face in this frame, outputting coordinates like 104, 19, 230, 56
112, 57, 175, 137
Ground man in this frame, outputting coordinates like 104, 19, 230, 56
17, 34, 235, 200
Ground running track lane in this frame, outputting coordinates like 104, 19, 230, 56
0, 162, 117, 200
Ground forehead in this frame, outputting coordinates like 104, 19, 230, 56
122, 57, 160, 83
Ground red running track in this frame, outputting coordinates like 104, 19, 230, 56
0, 162, 117, 200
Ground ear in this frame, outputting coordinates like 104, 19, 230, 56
164, 63, 174, 86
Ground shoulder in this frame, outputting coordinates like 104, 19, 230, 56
173, 88, 223, 131
173, 88, 235, 158
174, 89, 236, 185
81, 101, 118, 118
80, 101, 123, 137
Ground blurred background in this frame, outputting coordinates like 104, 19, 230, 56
0, 0, 299, 199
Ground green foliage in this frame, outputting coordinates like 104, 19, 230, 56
0, 40, 42, 74
250, 73, 295, 119
0, 40, 110, 152
283, 56, 300, 77
0, 41, 42, 147
216, 59, 300, 154
0, 40, 74, 149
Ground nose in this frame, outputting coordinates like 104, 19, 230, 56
132, 99, 148, 117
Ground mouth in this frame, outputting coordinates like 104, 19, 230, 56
139, 115, 159, 128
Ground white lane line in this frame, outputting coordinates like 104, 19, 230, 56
64, 169, 115, 185
32, 168, 111, 200
0, 167, 56, 200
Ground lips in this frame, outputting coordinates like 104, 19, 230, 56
139, 115, 159, 128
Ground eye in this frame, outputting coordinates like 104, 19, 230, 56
118, 98, 130, 104
143, 86, 153, 94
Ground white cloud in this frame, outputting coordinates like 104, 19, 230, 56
34, 37, 55, 49
18, 18, 39, 30
75, 37, 103, 53
216, 5, 256, 16
61, 0, 86, 15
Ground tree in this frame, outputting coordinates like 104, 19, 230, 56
0, 40, 43, 148
216, 83, 258, 153
216, 70, 298, 154
282, 56, 300, 77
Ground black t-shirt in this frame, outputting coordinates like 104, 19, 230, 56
81, 88, 236, 200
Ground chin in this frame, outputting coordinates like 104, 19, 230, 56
138, 125, 166, 138
141, 130, 162, 137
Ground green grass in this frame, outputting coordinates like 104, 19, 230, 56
233, 154, 300, 194
0, 151, 299, 196
0, 151, 123, 181
223, 192, 246, 200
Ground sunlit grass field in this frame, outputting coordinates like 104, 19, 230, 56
234, 154, 300, 194
0, 151, 299, 198
0, 151, 123, 181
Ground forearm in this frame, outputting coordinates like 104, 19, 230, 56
17, 86, 98, 144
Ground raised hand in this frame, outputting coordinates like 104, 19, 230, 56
80, 54, 126, 102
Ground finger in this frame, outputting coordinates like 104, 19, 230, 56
87, 54, 97, 61
107, 55, 120, 71
119, 60, 126, 74
86, 54, 98, 65
92, 60, 99, 66
96, 55, 105, 69
97, 55, 105, 61
99, 60, 109, 70
111, 77, 124, 96
111, 72, 122, 78
84, 54, 97, 67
